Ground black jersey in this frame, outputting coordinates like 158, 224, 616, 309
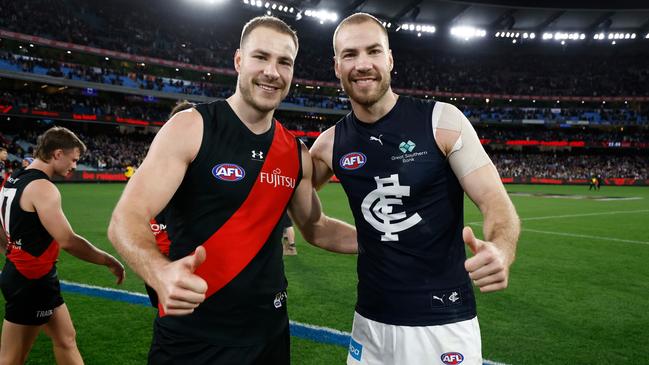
332, 96, 476, 326
156, 100, 302, 346
1, 169, 59, 280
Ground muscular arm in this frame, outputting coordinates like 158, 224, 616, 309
460, 164, 520, 292
309, 126, 335, 190
108, 109, 207, 314
25, 180, 125, 284
288, 142, 357, 254
434, 102, 520, 292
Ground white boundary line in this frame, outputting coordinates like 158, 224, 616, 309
520, 228, 649, 246
467, 209, 649, 246
468, 209, 649, 225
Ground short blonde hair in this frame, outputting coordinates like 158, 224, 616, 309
240, 15, 299, 51
333, 13, 389, 55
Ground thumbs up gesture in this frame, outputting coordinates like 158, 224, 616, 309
154, 246, 208, 316
463, 226, 512, 293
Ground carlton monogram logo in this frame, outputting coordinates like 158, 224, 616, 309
361, 174, 422, 241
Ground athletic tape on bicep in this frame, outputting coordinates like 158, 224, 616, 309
432, 102, 492, 178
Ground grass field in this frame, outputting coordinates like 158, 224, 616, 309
1, 183, 648, 364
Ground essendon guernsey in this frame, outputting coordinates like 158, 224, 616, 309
155, 100, 302, 346
1, 169, 60, 279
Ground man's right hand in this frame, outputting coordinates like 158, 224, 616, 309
155, 246, 208, 316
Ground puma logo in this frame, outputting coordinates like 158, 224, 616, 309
369, 135, 383, 146
433, 295, 445, 304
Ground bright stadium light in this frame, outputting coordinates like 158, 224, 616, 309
399, 23, 435, 35
304, 8, 338, 23
450, 26, 486, 40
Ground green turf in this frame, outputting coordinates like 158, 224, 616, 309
1, 183, 648, 364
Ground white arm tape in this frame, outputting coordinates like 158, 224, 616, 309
432, 102, 492, 178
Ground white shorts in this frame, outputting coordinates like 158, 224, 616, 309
346, 312, 482, 365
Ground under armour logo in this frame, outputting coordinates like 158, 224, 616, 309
251, 150, 264, 159
361, 174, 422, 241
369, 134, 383, 146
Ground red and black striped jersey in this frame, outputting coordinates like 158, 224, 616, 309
1, 169, 59, 279
156, 100, 302, 346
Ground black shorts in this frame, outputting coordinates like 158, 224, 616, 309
0, 262, 64, 326
148, 321, 290, 365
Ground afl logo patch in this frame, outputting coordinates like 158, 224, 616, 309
441, 352, 464, 365
339, 152, 367, 170
212, 163, 245, 182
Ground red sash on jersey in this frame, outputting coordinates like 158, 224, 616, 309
150, 218, 170, 256
7, 239, 60, 279
158, 122, 299, 315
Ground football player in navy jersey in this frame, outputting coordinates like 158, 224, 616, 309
108, 16, 357, 365
310, 13, 520, 365
0, 127, 124, 365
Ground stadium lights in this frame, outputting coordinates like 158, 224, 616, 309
595, 32, 636, 41
542, 32, 586, 42
304, 9, 338, 23
397, 23, 436, 34
242, 0, 293, 13
495, 31, 534, 40
450, 26, 486, 40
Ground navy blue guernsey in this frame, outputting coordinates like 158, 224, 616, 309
332, 96, 476, 326
155, 100, 302, 346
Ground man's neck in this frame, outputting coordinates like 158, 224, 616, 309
226, 94, 274, 135
350, 90, 399, 124
27, 160, 54, 179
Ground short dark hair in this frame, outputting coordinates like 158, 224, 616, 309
333, 13, 389, 55
240, 15, 298, 51
34, 127, 86, 162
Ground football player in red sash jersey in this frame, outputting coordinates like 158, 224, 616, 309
109, 16, 357, 365
0, 127, 125, 365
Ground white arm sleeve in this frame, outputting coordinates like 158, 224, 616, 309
432, 102, 492, 179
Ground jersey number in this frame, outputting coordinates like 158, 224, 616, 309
0, 187, 17, 235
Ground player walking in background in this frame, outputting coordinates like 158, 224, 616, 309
280, 212, 297, 255
0, 126, 124, 365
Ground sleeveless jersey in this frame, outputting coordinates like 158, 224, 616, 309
332, 96, 476, 326
150, 209, 170, 256
156, 100, 302, 346
1, 169, 59, 280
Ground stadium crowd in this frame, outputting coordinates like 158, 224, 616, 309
1, 0, 648, 97
2, 88, 648, 128
1, 120, 647, 180
490, 153, 648, 180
